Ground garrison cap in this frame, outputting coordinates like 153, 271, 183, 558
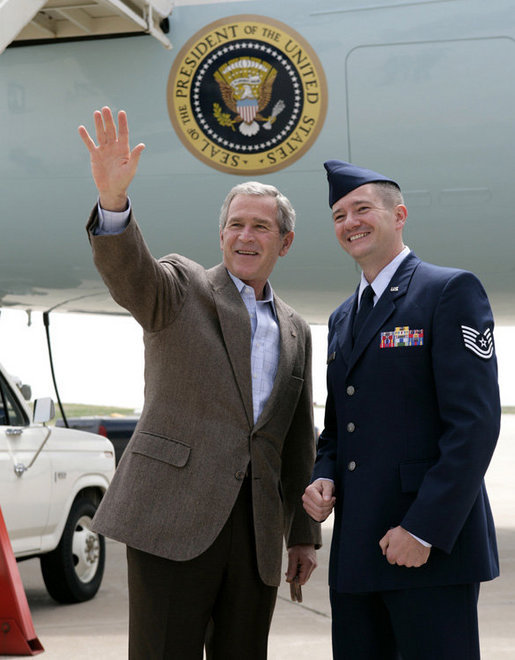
324, 159, 400, 207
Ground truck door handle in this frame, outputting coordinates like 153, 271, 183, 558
6, 428, 23, 436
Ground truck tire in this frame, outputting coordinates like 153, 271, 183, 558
40, 496, 105, 603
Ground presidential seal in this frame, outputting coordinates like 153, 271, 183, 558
167, 15, 327, 174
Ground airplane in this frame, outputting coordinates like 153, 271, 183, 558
1, 0, 514, 326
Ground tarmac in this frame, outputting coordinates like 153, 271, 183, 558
7, 414, 515, 659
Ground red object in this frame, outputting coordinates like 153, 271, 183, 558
0, 507, 44, 655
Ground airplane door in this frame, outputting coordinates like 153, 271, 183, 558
0, 372, 51, 555
345, 36, 515, 284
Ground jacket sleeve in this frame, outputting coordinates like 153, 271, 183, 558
311, 314, 339, 484
401, 271, 501, 552
87, 206, 190, 332
280, 325, 322, 548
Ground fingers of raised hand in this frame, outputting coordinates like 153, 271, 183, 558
103, 106, 118, 141
130, 142, 146, 165
77, 125, 96, 152
93, 108, 108, 145
117, 110, 129, 137
92, 106, 119, 146
79, 107, 137, 158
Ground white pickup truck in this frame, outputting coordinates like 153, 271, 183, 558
0, 363, 115, 603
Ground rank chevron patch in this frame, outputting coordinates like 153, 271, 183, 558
461, 325, 494, 359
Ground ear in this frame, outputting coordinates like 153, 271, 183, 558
279, 231, 295, 257
395, 205, 408, 230
219, 229, 224, 251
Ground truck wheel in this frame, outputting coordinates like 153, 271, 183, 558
40, 496, 105, 603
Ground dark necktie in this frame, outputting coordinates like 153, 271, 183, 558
352, 285, 375, 340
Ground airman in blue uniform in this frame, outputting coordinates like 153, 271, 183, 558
303, 160, 500, 659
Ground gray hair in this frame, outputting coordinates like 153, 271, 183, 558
219, 181, 296, 236
373, 181, 405, 208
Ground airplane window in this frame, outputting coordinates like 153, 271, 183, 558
0, 374, 28, 427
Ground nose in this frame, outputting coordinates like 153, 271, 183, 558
238, 224, 255, 241
343, 211, 360, 229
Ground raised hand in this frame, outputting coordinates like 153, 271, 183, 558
78, 106, 145, 211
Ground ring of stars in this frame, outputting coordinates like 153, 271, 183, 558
191, 40, 302, 152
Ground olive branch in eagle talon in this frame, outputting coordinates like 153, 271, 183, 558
213, 104, 237, 131
213, 56, 285, 136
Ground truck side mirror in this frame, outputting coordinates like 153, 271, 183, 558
33, 397, 55, 424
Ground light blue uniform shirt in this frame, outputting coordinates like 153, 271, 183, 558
95, 202, 280, 424
356, 245, 411, 308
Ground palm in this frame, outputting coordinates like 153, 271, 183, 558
90, 138, 134, 195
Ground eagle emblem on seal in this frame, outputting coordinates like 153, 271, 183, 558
213, 56, 285, 136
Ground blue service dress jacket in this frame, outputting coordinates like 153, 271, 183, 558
312, 251, 501, 593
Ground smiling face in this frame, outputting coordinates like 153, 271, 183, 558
332, 183, 407, 282
220, 194, 294, 299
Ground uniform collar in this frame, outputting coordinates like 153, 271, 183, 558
358, 245, 411, 303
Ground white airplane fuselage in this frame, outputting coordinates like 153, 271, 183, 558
1, 0, 514, 323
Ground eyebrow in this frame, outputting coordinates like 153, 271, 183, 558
332, 199, 371, 216
227, 216, 275, 225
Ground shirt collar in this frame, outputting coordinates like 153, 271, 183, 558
359, 245, 411, 302
227, 270, 277, 313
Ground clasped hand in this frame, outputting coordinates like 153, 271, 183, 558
379, 526, 431, 567
302, 479, 336, 522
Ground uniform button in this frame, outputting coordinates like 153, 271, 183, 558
346, 422, 356, 433
346, 385, 355, 396
235, 470, 246, 480
348, 461, 357, 471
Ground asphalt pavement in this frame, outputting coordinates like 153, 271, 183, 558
7, 414, 515, 659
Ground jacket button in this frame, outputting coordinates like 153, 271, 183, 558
346, 385, 355, 396
346, 422, 356, 433
348, 461, 357, 471
235, 470, 246, 480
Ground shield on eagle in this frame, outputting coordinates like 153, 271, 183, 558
214, 57, 279, 136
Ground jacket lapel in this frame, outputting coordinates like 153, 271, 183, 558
347, 253, 421, 373
334, 288, 358, 360
208, 264, 254, 428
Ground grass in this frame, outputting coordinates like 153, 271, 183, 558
53, 402, 139, 422
47, 403, 515, 425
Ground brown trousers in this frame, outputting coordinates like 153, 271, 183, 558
126, 477, 278, 659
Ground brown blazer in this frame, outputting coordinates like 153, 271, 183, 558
89, 211, 321, 587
